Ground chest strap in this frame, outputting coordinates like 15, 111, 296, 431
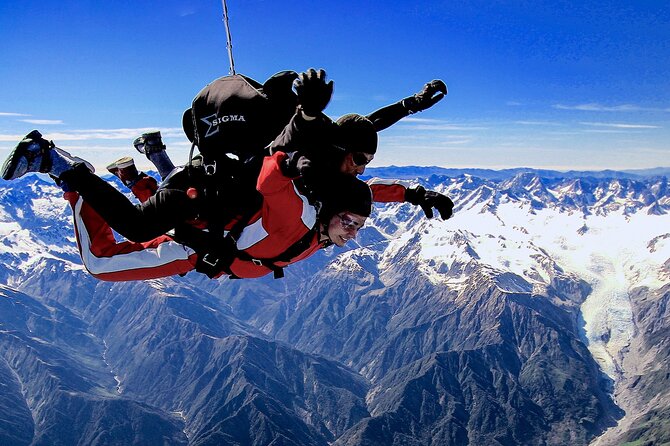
231, 227, 320, 279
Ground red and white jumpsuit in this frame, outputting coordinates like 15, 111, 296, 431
67, 152, 408, 281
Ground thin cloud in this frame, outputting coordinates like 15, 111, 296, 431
439, 138, 474, 145
20, 119, 64, 125
382, 133, 474, 146
553, 103, 669, 112
396, 117, 444, 123
0, 134, 31, 142
580, 122, 661, 129
515, 120, 563, 126
553, 103, 641, 112
547, 131, 588, 136
45, 127, 184, 141
409, 124, 488, 131
582, 129, 630, 134
394, 117, 488, 131
0, 112, 30, 117
0, 127, 184, 143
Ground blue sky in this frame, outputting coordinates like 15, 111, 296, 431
1, 0, 668, 171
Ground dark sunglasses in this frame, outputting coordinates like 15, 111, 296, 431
351, 152, 372, 166
337, 213, 362, 231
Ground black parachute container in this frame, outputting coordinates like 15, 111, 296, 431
181, 1, 298, 173
162, 2, 301, 266
182, 71, 298, 174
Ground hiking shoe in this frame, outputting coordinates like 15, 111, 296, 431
1, 130, 54, 180
106, 156, 132, 175
133, 130, 166, 155
106, 156, 141, 186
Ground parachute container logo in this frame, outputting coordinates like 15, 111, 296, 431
200, 113, 247, 138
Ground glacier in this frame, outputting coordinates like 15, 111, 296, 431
394, 176, 670, 384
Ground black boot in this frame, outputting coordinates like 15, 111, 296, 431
1, 130, 54, 180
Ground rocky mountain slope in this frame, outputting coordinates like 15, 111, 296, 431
0, 170, 668, 445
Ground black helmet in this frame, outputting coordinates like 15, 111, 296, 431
334, 114, 378, 154
317, 174, 372, 221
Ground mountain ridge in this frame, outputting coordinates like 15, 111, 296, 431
1, 167, 669, 445
364, 165, 670, 181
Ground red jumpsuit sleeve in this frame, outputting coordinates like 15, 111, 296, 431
256, 151, 293, 196
230, 151, 317, 278
367, 178, 409, 203
255, 151, 311, 230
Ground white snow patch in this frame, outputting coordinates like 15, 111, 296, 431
383, 197, 670, 382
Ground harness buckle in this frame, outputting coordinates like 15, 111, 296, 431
201, 253, 219, 267
203, 160, 217, 176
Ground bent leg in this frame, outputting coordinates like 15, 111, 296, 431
65, 192, 198, 281
61, 166, 198, 242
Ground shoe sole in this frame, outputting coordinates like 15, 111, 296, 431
106, 156, 134, 176
115, 156, 135, 169
1, 130, 45, 180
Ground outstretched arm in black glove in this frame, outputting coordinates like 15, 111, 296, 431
404, 185, 454, 220
367, 79, 448, 131
402, 80, 447, 114
293, 68, 334, 118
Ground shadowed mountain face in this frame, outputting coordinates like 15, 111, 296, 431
0, 170, 669, 445
258, 266, 619, 446
0, 284, 189, 446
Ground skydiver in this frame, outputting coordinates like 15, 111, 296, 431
98, 71, 453, 280
1, 69, 452, 280
107, 69, 453, 223
2, 130, 373, 280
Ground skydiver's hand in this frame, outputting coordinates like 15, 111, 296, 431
405, 185, 454, 219
294, 68, 333, 117
281, 151, 312, 178
402, 80, 447, 114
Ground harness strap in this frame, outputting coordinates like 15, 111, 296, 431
232, 227, 319, 279
170, 155, 323, 279
187, 220, 320, 279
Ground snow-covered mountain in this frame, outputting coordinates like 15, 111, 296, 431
390, 172, 669, 382
0, 169, 668, 445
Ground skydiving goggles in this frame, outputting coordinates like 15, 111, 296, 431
332, 143, 373, 167
351, 152, 373, 166
337, 213, 363, 232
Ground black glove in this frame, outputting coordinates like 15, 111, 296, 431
281, 152, 312, 177
405, 185, 454, 219
294, 68, 333, 117
401, 80, 447, 114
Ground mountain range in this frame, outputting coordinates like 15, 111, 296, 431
0, 168, 668, 445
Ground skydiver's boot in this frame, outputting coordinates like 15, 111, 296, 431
106, 156, 157, 202
1, 130, 94, 181
133, 130, 175, 180
106, 156, 142, 188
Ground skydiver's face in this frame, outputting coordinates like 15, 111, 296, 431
339, 152, 375, 176
326, 212, 367, 247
